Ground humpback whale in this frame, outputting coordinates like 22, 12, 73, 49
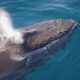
0, 9, 78, 80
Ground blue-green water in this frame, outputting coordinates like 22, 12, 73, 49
0, 0, 80, 80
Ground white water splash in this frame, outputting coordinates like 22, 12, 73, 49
0, 9, 23, 44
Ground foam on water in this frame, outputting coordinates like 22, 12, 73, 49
0, 9, 23, 44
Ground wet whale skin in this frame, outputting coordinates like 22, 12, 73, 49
0, 19, 78, 80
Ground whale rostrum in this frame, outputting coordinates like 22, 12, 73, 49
0, 19, 78, 80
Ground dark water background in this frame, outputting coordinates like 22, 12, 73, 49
0, 0, 80, 80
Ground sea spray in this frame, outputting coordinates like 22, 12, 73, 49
0, 9, 23, 44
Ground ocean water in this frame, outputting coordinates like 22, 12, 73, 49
0, 0, 80, 80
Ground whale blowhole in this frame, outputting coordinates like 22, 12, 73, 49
0, 9, 24, 44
